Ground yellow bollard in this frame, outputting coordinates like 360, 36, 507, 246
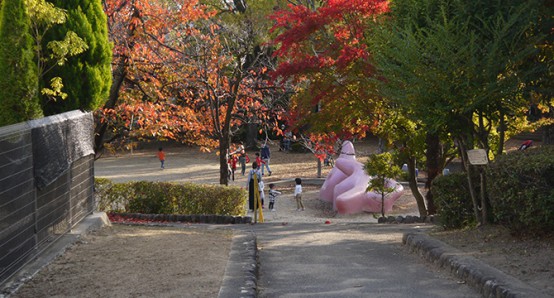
253, 174, 264, 223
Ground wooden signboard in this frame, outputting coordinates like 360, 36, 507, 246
467, 149, 488, 165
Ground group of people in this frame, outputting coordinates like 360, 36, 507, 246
228, 142, 272, 181
231, 141, 306, 213
245, 162, 280, 211
245, 161, 303, 212
158, 142, 306, 213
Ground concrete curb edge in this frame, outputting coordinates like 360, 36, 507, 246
402, 232, 549, 298
218, 232, 258, 298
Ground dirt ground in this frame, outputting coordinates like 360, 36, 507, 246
11, 225, 232, 298
9, 139, 554, 297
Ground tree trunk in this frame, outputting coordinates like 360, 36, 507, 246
377, 137, 385, 153
458, 140, 482, 225
543, 123, 554, 145
496, 111, 507, 156
94, 60, 126, 157
479, 168, 489, 225
424, 132, 439, 214
317, 158, 322, 178
407, 157, 427, 217
219, 133, 230, 186
246, 122, 257, 149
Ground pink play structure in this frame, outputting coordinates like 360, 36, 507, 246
320, 141, 404, 215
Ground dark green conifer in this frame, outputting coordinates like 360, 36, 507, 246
42, 0, 112, 115
0, 0, 42, 125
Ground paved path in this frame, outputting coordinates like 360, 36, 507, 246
95, 149, 539, 298
237, 223, 477, 297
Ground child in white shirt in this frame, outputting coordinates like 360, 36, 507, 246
258, 180, 265, 208
294, 177, 304, 211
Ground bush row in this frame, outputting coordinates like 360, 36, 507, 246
487, 145, 554, 234
95, 179, 247, 217
432, 172, 476, 229
432, 145, 554, 234
109, 212, 252, 224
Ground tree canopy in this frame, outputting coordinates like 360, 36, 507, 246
0, 0, 41, 125
42, 0, 112, 115
96, 0, 285, 184
270, 0, 389, 139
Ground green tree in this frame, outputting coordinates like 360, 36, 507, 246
371, 0, 546, 225
364, 152, 403, 218
376, 112, 429, 217
0, 0, 42, 125
26, 0, 88, 108
42, 0, 112, 114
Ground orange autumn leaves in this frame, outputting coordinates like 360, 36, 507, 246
99, 0, 276, 151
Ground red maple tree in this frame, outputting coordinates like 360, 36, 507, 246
270, 0, 389, 146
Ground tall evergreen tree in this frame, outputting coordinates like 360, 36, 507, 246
0, 0, 42, 125
42, 0, 112, 115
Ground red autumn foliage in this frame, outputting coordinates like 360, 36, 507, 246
271, 0, 388, 78
270, 0, 390, 146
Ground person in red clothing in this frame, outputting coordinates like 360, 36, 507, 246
518, 140, 533, 150
255, 152, 266, 174
228, 154, 238, 181
157, 147, 165, 169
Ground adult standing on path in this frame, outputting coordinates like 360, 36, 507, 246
260, 142, 272, 176
232, 143, 247, 175
246, 162, 262, 211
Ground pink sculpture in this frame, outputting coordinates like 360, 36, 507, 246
320, 141, 404, 215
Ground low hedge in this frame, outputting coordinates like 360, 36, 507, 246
431, 172, 477, 229
486, 146, 554, 234
94, 178, 248, 216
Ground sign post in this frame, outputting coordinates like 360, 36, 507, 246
467, 149, 488, 166
466, 149, 489, 224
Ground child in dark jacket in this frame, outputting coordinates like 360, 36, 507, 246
268, 183, 281, 211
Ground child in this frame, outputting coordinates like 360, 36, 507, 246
228, 154, 237, 181
294, 177, 304, 211
231, 143, 247, 175
255, 152, 266, 174
157, 147, 165, 169
258, 179, 265, 209
268, 183, 281, 211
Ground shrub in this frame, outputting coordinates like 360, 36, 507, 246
94, 178, 131, 212
128, 181, 175, 214
432, 172, 476, 229
172, 183, 246, 215
94, 179, 247, 216
486, 146, 554, 234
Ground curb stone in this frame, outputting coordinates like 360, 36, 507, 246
403, 232, 550, 298
218, 232, 258, 298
